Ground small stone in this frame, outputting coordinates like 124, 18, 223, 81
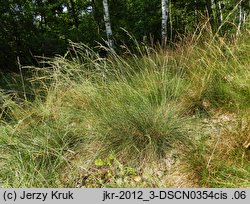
116, 178, 123, 186
133, 176, 142, 182
156, 171, 164, 178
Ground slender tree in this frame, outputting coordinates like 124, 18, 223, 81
236, 0, 250, 34
194, 0, 199, 26
237, 0, 243, 35
243, 0, 250, 22
103, 0, 113, 48
240, 0, 249, 30
91, 0, 100, 34
205, 0, 215, 31
214, 0, 223, 27
161, 0, 168, 45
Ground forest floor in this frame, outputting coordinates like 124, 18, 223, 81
0, 33, 250, 187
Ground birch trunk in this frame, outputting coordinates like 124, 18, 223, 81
103, 0, 113, 48
218, 1, 223, 24
243, 10, 247, 25
161, 0, 168, 45
237, 1, 243, 35
241, 1, 249, 29
214, 0, 223, 26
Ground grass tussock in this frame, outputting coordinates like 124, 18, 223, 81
0, 32, 250, 187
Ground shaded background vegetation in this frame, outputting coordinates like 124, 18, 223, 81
0, 0, 250, 72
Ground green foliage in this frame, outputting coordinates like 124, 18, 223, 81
1, 0, 250, 71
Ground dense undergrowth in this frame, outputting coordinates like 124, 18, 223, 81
0, 31, 250, 187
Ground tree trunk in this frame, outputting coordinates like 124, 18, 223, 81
241, 0, 249, 30
205, 0, 215, 32
214, 0, 223, 27
194, 0, 199, 26
243, 9, 247, 25
161, 0, 168, 45
103, 0, 113, 48
218, 1, 223, 24
237, 0, 243, 35
69, 0, 79, 29
92, 0, 100, 34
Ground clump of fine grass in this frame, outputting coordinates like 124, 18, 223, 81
0, 99, 85, 187
0, 31, 250, 187
90, 81, 192, 161
176, 34, 250, 114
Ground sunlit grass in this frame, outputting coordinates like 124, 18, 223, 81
0, 31, 250, 187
